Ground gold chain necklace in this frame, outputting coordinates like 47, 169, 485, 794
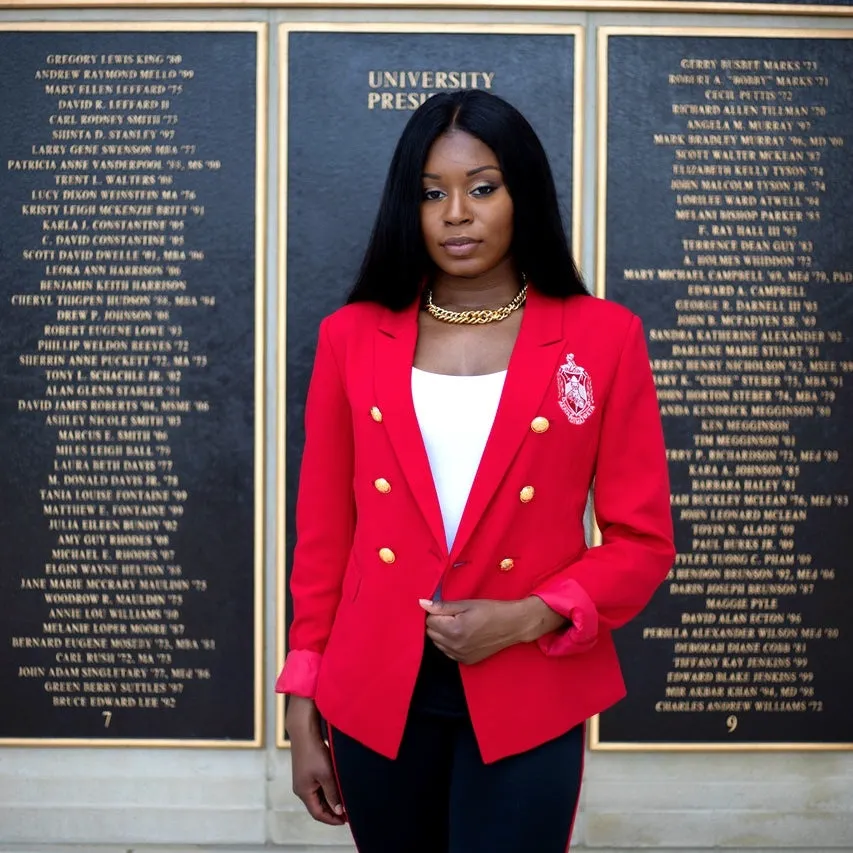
424, 282, 528, 325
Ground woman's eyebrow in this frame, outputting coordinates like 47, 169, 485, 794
421, 165, 501, 179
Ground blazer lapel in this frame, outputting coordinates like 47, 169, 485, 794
449, 288, 566, 563
374, 302, 448, 556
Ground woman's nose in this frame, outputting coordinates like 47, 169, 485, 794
444, 191, 472, 225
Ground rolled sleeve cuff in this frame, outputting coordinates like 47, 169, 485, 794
533, 578, 599, 657
274, 649, 322, 697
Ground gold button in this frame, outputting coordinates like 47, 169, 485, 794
379, 547, 396, 564
520, 486, 535, 503
499, 558, 514, 572
374, 478, 391, 494
370, 406, 383, 423
531, 417, 550, 433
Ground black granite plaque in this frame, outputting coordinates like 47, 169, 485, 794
0, 27, 262, 744
596, 31, 853, 748
281, 26, 578, 739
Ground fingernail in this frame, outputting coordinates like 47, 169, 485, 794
419, 599, 433, 607
335, 804, 343, 815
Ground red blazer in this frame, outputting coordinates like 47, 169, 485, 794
276, 288, 675, 764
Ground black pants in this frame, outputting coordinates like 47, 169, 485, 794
328, 644, 584, 853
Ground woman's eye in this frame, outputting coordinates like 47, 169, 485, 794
471, 183, 498, 197
423, 188, 445, 201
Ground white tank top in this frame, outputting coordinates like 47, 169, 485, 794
411, 367, 507, 550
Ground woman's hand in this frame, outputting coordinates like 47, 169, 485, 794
288, 696, 346, 826
419, 596, 566, 665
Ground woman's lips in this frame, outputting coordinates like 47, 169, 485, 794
441, 238, 480, 257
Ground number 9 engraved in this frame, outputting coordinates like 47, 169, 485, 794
726, 715, 738, 733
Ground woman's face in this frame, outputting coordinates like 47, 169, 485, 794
420, 130, 514, 279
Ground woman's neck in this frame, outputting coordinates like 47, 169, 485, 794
430, 265, 523, 310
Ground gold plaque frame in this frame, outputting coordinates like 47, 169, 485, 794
0, 21, 267, 749
0, 0, 852, 20
590, 24, 853, 752
275, 20, 585, 747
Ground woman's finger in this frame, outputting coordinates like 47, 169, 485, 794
427, 634, 460, 660
319, 770, 345, 818
426, 626, 451, 647
303, 785, 346, 826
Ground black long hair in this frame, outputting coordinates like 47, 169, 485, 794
346, 89, 586, 309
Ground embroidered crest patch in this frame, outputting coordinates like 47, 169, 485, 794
557, 353, 595, 425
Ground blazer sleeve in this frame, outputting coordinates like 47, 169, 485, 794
275, 318, 355, 697
533, 314, 675, 657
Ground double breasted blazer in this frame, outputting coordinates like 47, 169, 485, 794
276, 288, 675, 764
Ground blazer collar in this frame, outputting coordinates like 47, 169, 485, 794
448, 287, 565, 561
375, 297, 447, 555
374, 287, 565, 560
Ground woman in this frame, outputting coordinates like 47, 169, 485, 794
276, 90, 675, 852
